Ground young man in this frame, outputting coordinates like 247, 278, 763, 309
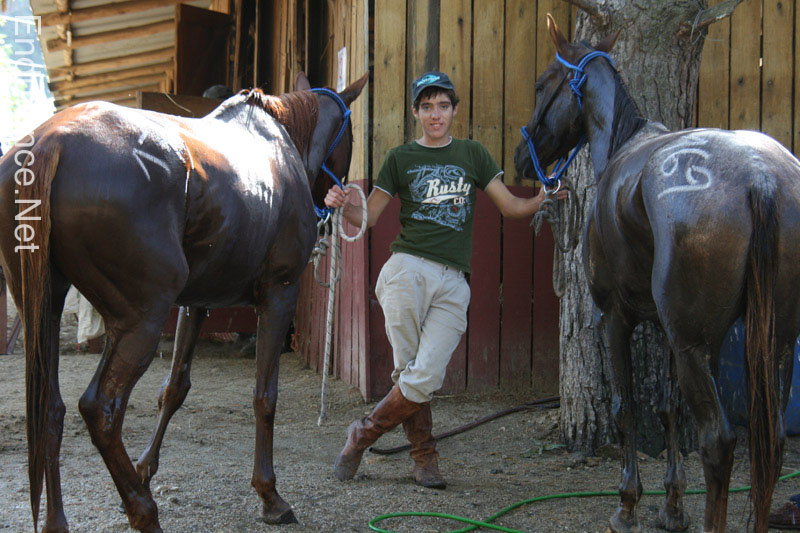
326, 71, 566, 489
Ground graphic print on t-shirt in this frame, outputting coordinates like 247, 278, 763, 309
407, 164, 471, 230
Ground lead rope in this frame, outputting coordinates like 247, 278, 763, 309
530, 176, 582, 298
313, 183, 368, 425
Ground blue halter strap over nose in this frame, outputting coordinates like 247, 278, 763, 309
520, 50, 615, 188
310, 87, 352, 220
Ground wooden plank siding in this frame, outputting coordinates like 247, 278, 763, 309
295, 1, 572, 399
503, 0, 536, 188
697, 0, 729, 129
761, 0, 793, 148
728, 0, 761, 131
697, 0, 798, 153
470, 0, 504, 392
365, 1, 562, 398
291, 1, 791, 400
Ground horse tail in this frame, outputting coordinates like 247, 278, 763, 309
744, 176, 781, 530
20, 139, 60, 531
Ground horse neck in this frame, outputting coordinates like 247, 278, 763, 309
268, 92, 332, 185
217, 92, 324, 182
581, 62, 646, 179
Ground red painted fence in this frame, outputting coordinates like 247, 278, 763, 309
296, 182, 560, 400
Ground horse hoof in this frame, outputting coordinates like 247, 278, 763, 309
658, 507, 690, 531
261, 508, 297, 525
609, 513, 640, 533
41, 513, 69, 533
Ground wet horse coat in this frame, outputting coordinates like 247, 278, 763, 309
515, 17, 800, 533
0, 73, 367, 533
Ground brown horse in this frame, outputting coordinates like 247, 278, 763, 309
0, 71, 367, 533
515, 16, 800, 533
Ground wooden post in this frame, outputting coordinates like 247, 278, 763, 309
233, 0, 243, 91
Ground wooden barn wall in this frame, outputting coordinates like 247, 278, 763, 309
366, 0, 573, 399
296, 0, 572, 400
294, 0, 789, 401
291, 0, 372, 395
696, 0, 796, 156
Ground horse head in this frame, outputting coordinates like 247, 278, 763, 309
513, 15, 620, 180
297, 72, 368, 209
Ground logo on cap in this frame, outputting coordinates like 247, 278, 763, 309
416, 74, 440, 86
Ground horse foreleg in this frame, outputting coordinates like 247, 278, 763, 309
671, 344, 735, 533
251, 283, 299, 525
657, 351, 689, 531
599, 311, 642, 533
136, 306, 206, 488
41, 275, 71, 533
79, 314, 170, 533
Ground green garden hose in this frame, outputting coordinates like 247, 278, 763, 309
368, 469, 800, 533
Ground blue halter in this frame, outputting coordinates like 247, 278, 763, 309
520, 51, 615, 188
310, 87, 352, 220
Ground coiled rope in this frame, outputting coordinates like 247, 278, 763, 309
312, 183, 368, 425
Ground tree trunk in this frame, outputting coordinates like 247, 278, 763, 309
559, 0, 710, 455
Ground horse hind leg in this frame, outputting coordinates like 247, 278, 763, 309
657, 350, 690, 532
41, 270, 71, 533
252, 282, 300, 525
136, 306, 206, 489
670, 341, 735, 533
79, 306, 174, 533
597, 311, 642, 533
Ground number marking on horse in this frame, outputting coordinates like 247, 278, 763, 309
657, 136, 714, 199
133, 132, 171, 181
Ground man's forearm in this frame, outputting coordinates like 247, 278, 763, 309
505, 194, 543, 219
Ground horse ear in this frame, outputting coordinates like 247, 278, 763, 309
595, 28, 622, 53
295, 71, 311, 92
546, 13, 568, 54
339, 72, 369, 106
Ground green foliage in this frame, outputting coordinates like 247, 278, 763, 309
0, 37, 29, 117
0, 22, 54, 149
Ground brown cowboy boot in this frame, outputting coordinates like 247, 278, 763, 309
403, 403, 446, 489
770, 497, 800, 530
334, 385, 422, 481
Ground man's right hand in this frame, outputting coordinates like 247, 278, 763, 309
325, 185, 349, 208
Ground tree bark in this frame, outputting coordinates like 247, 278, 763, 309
558, 0, 714, 455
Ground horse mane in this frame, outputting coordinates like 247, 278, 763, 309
245, 89, 319, 155
608, 69, 647, 159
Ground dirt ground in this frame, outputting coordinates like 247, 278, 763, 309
2, 307, 800, 532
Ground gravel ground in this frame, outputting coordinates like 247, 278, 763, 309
1, 298, 800, 532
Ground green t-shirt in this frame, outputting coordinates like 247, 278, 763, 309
374, 138, 502, 273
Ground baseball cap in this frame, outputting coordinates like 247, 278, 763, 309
411, 71, 455, 104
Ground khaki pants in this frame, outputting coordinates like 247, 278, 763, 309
376, 252, 470, 403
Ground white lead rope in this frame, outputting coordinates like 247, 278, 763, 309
316, 183, 368, 425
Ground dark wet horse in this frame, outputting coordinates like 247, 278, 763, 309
0, 71, 367, 533
515, 16, 800, 533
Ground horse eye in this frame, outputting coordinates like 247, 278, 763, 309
535, 85, 543, 94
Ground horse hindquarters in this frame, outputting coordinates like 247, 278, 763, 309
649, 176, 787, 532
